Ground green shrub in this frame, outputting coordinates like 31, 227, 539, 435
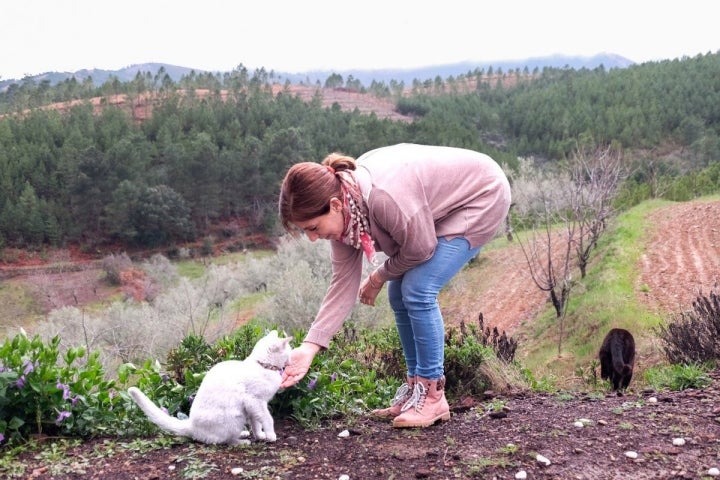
0, 332, 123, 444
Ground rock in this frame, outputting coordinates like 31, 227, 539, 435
625, 451, 638, 459
231, 467, 243, 475
672, 438, 685, 446
489, 410, 507, 419
338, 430, 350, 438
515, 470, 527, 479
338, 475, 350, 480
708, 467, 719, 476
536, 454, 551, 466
415, 468, 432, 478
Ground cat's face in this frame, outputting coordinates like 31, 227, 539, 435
252, 330, 292, 368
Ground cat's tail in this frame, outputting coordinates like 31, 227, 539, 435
128, 387, 193, 437
610, 338, 632, 375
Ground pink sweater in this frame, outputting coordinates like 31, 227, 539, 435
304, 143, 512, 348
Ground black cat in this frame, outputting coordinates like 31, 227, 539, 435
598, 328, 635, 391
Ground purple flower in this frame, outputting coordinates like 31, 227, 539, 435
15, 375, 25, 389
0, 433, 5, 443
307, 378, 317, 390
330, 372, 337, 383
23, 360, 35, 375
55, 411, 72, 425
71, 396, 79, 407
56, 381, 71, 400
160, 373, 169, 383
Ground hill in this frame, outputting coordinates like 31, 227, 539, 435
0, 53, 633, 90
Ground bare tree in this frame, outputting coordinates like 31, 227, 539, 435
508, 159, 576, 353
508, 145, 626, 353
569, 144, 626, 278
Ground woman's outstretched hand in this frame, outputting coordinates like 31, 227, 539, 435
280, 342, 321, 388
359, 270, 384, 306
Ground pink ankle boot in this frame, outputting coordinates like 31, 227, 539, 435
392, 376, 450, 428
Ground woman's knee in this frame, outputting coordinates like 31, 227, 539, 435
400, 280, 437, 310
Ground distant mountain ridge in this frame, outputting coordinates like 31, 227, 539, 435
1, 53, 633, 90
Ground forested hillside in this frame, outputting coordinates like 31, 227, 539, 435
0, 53, 718, 253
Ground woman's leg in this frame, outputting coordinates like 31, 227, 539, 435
388, 279, 416, 377
399, 237, 480, 379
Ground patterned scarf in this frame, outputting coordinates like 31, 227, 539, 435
337, 171, 378, 265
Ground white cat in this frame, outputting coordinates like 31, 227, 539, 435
128, 330, 292, 445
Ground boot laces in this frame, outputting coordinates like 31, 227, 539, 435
390, 382, 412, 406
400, 382, 427, 413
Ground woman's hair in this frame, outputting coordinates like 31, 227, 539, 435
278, 153, 357, 232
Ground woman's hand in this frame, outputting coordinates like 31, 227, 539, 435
359, 270, 384, 306
280, 342, 321, 388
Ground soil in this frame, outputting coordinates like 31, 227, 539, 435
13, 371, 720, 479
3, 199, 719, 479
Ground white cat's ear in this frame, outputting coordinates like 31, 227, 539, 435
268, 330, 278, 338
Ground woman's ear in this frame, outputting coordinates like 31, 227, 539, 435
329, 197, 343, 212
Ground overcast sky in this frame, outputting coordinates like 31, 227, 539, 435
2, 0, 717, 81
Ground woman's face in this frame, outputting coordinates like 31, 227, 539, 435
293, 197, 345, 242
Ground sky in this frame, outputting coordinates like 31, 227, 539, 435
2, 0, 717, 81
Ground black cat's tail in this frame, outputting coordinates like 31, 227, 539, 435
610, 339, 630, 376
128, 387, 193, 437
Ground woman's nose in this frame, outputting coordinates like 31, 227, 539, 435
306, 231, 318, 242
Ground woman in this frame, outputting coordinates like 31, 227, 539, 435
278, 143, 511, 428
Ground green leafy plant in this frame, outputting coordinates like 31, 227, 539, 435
643, 363, 713, 391
0, 332, 124, 444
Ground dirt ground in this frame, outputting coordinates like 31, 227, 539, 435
2, 200, 719, 479
13, 370, 720, 479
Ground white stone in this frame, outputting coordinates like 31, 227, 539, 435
648, 396, 658, 403
672, 438, 686, 446
515, 470, 527, 479
573, 421, 584, 428
231, 467, 244, 475
168, 465, 176, 471
625, 451, 638, 459
708, 467, 719, 477
337, 429, 350, 438
578, 418, 592, 424
338, 475, 350, 480
536, 454, 551, 466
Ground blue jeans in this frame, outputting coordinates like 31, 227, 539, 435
387, 237, 481, 380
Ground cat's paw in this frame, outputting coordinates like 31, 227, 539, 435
254, 431, 267, 440
265, 433, 277, 442
239, 430, 251, 438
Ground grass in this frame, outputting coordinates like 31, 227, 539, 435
0, 281, 44, 335
175, 250, 274, 279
